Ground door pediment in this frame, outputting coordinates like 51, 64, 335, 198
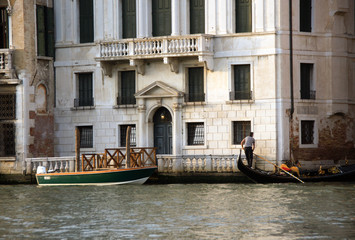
135, 81, 183, 99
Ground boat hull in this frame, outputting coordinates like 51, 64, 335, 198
36, 167, 157, 186
237, 156, 355, 183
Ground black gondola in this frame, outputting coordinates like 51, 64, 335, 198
237, 154, 355, 183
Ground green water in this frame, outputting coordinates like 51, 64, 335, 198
0, 183, 354, 239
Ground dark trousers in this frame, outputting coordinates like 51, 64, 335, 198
244, 147, 253, 167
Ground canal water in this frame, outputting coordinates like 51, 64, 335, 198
1, 183, 354, 239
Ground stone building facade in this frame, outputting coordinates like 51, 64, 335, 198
0, 0, 54, 180
53, 0, 355, 170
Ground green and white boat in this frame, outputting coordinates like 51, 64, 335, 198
36, 166, 157, 186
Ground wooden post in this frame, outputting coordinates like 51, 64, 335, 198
125, 126, 131, 168
75, 128, 80, 172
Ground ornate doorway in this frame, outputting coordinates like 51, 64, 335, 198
153, 107, 172, 154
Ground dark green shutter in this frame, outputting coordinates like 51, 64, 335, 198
37, 5, 46, 56
152, 0, 171, 36
188, 67, 204, 102
234, 65, 250, 99
47, 7, 55, 57
122, 0, 136, 38
121, 71, 136, 104
300, 63, 311, 99
80, 0, 94, 43
236, 0, 252, 33
190, 0, 205, 34
300, 0, 312, 32
79, 73, 93, 106
0, 8, 9, 48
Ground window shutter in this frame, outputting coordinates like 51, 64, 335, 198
47, 7, 55, 57
122, 0, 136, 38
234, 65, 251, 99
188, 67, 204, 102
236, 0, 252, 33
80, 0, 94, 43
0, 8, 9, 48
152, 0, 171, 36
36, 5, 46, 56
300, 0, 312, 32
121, 71, 136, 104
79, 73, 93, 106
190, 0, 205, 34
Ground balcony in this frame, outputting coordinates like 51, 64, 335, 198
0, 49, 18, 84
96, 34, 214, 76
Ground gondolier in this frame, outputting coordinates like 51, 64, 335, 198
241, 132, 255, 168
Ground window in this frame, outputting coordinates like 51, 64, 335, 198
187, 122, 204, 145
75, 73, 94, 107
0, 93, 16, 157
231, 65, 251, 100
152, 0, 171, 36
78, 126, 93, 148
236, 0, 252, 33
233, 121, 251, 145
300, 0, 312, 32
187, 67, 204, 102
190, 0, 205, 34
36, 5, 54, 57
301, 120, 314, 144
0, 7, 9, 48
118, 71, 136, 105
120, 124, 136, 147
300, 63, 315, 99
79, 0, 94, 43
122, 0, 136, 38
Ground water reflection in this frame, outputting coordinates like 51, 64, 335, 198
0, 183, 354, 239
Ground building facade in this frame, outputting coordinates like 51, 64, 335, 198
53, 0, 355, 170
0, 0, 55, 179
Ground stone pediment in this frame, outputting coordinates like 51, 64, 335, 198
135, 81, 183, 99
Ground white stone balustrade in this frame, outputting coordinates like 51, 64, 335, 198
0, 49, 15, 79
98, 34, 213, 59
157, 155, 239, 173
26, 157, 76, 175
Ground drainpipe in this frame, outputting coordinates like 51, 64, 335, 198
289, 0, 294, 162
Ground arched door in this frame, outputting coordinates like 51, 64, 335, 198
154, 107, 172, 154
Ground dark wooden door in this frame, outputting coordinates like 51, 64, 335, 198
190, 0, 205, 34
153, 108, 172, 154
152, 0, 171, 36
236, 0, 252, 33
122, 0, 136, 38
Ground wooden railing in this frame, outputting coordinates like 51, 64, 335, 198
81, 147, 157, 171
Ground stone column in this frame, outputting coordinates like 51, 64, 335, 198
137, 100, 147, 147
172, 101, 182, 156
137, 0, 151, 38
171, 0, 180, 36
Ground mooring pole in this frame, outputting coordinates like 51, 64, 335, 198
75, 128, 80, 172
125, 126, 131, 168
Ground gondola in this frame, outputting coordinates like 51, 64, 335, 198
237, 154, 355, 183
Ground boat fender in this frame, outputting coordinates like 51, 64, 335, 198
36, 166, 47, 174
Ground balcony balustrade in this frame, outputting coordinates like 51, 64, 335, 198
0, 49, 16, 81
96, 34, 214, 76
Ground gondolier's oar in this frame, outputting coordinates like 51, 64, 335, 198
255, 154, 304, 184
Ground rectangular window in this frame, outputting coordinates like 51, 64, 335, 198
118, 71, 136, 105
0, 7, 9, 48
300, 63, 315, 99
190, 0, 205, 34
36, 5, 54, 57
152, 0, 171, 36
79, 0, 94, 43
122, 0, 136, 38
236, 0, 252, 33
300, 0, 312, 32
187, 122, 204, 145
78, 126, 93, 148
0, 93, 16, 157
120, 124, 136, 147
75, 73, 94, 107
231, 65, 251, 100
301, 120, 314, 144
187, 67, 204, 102
233, 121, 251, 145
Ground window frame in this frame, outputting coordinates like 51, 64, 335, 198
232, 121, 251, 145
229, 63, 254, 102
119, 124, 137, 147
79, 0, 94, 43
77, 125, 94, 149
299, 119, 318, 148
299, 62, 316, 100
186, 122, 205, 146
299, 0, 312, 32
185, 66, 205, 103
74, 71, 95, 108
117, 70, 136, 105
36, 5, 54, 57
0, 93, 16, 157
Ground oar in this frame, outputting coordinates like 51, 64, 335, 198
255, 154, 304, 184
